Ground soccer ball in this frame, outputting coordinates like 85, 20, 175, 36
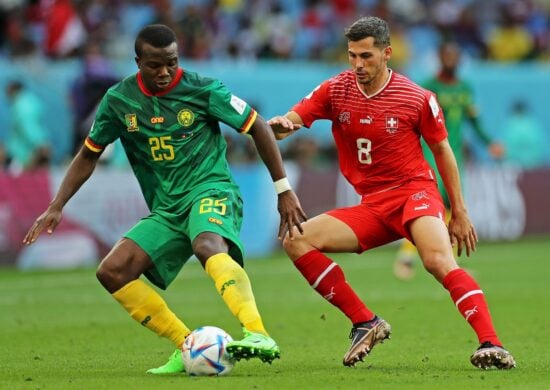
181, 326, 236, 376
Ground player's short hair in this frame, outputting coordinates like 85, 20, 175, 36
344, 16, 391, 47
135, 24, 177, 57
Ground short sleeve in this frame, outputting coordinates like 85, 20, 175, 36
291, 81, 331, 128
86, 94, 120, 152
208, 80, 256, 133
419, 91, 448, 145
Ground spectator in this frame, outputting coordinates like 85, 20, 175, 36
70, 41, 118, 153
487, 3, 534, 62
501, 100, 547, 168
43, 0, 87, 58
4, 80, 51, 173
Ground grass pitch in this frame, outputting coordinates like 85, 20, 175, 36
1, 236, 549, 389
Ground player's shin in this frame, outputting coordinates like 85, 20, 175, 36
205, 253, 267, 335
294, 250, 375, 324
112, 279, 190, 347
443, 268, 502, 346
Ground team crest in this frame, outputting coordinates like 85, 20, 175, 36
338, 111, 350, 124
385, 115, 399, 134
125, 113, 139, 132
411, 191, 429, 201
177, 109, 195, 127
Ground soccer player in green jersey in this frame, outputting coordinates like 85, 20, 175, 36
393, 41, 504, 280
23, 24, 307, 374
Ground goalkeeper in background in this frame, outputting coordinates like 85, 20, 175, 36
23, 24, 306, 374
394, 41, 504, 280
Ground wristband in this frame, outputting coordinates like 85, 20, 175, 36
274, 177, 292, 195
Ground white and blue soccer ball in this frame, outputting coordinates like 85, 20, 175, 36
181, 326, 236, 376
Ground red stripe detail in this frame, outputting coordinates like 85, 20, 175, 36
240, 109, 257, 133
85, 137, 104, 152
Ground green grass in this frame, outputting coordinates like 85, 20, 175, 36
1, 236, 549, 389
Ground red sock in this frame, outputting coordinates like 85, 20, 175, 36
443, 268, 502, 346
294, 250, 374, 324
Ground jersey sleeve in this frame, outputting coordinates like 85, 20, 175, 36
291, 81, 331, 128
419, 90, 448, 145
85, 93, 120, 153
207, 80, 257, 134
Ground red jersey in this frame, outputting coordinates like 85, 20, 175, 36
292, 70, 448, 196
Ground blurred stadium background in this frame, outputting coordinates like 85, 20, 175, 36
0, 0, 549, 268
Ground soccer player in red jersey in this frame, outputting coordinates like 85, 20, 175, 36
269, 16, 515, 370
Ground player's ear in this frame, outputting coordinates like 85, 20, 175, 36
135, 56, 140, 68
384, 46, 392, 62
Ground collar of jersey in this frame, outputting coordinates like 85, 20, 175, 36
137, 68, 183, 97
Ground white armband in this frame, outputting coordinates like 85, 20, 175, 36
274, 177, 292, 195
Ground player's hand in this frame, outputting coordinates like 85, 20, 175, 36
276, 190, 307, 241
447, 211, 478, 257
268, 116, 302, 139
22, 207, 63, 245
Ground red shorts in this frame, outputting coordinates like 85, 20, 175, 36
326, 179, 445, 253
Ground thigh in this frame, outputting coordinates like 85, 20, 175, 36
125, 215, 193, 290
400, 181, 447, 241
326, 204, 400, 252
409, 216, 458, 280
187, 188, 244, 265
291, 213, 360, 253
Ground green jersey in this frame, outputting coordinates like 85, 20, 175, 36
422, 77, 476, 168
420, 76, 492, 206
86, 68, 257, 215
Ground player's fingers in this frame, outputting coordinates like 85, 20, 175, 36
456, 237, 463, 257
286, 218, 295, 240
464, 236, 472, 257
292, 213, 304, 235
277, 218, 286, 240
469, 232, 476, 254
23, 220, 44, 244
471, 227, 478, 247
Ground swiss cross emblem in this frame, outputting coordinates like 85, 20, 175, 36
386, 115, 398, 134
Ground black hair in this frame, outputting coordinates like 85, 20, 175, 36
344, 16, 391, 47
135, 24, 177, 57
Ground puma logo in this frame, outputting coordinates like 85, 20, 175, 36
220, 279, 236, 296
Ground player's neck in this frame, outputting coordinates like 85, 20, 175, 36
361, 68, 391, 96
437, 70, 458, 84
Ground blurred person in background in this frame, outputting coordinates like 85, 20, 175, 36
23, 24, 306, 374
4, 80, 51, 173
501, 99, 547, 168
70, 41, 119, 154
393, 41, 505, 280
43, 0, 87, 58
487, 2, 534, 62
269, 16, 515, 370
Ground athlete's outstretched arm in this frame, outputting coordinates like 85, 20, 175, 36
23, 146, 101, 244
267, 111, 304, 140
428, 138, 478, 257
248, 114, 307, 239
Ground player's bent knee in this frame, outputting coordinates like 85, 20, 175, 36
281, 231, 311, 259
96, 258, 137, 293
420, 252, 457, 281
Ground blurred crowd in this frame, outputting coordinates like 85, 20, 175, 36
1, 0, 549, 173
1, 0, 549, 63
